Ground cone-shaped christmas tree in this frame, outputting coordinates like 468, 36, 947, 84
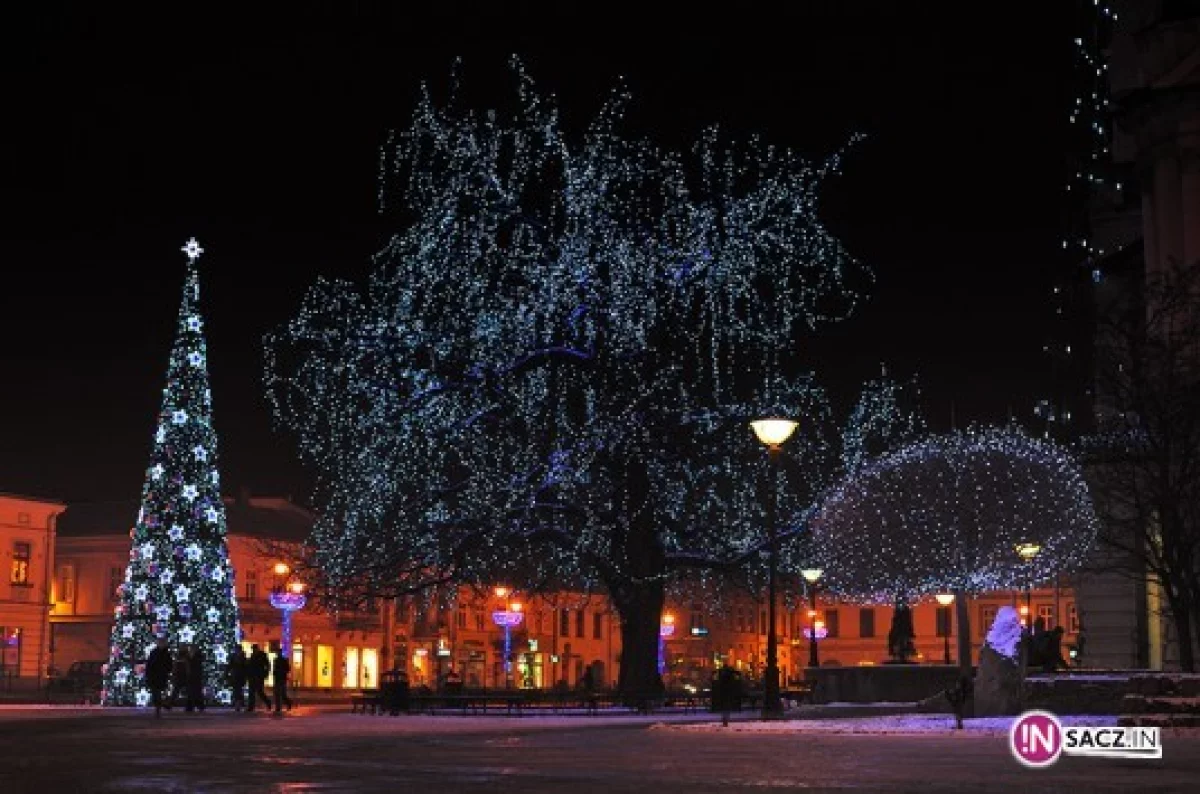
102, 238, 241, 707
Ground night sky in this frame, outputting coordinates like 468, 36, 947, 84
3, 3, 1079, 504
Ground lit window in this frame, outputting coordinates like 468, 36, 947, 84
10, 543, 31, 585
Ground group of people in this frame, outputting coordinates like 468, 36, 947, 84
144, 638, 294, 717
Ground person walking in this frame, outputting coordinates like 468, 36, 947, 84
146, 637, 173, 718
272, 648, 294, 715
227, 645, 247, 711
170, 644, 190, 708
246, 644, 271, 712
185, 645, 205, 713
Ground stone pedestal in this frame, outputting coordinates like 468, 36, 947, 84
973, 645, 1025, 717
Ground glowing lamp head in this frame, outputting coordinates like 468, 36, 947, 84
288, 581, 306, 594
1015, 541, 1042, 562
751, 418, 799, 448
662, 613, 675, 626
510, 601, 523, 613
1019, 604, 1030, 616
494, 586, 510, 599
800, 568, 823, 584
273, 562, 290, 577
935, 593, 955, 606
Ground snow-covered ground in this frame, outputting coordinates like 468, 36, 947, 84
662, 714, 1119, 736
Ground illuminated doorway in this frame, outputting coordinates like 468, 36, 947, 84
316, 645, 334, 688
361, 648, 379, 689
343, 647, 360, 689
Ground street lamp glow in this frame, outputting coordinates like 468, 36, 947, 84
751, 418, 799, 448
494, 586, 510, 599
800, 568, 823, 584
1015, 541, 1042, 562
935, 592, 956, 606
273, 562, 290, 576
288, 581, 306, 594
510, 601, 522, 613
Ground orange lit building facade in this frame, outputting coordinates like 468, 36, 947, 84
0, 493, 67, 690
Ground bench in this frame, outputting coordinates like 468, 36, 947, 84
350, 690, 383, 714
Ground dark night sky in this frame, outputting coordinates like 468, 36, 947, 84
2, 3, 1078, 504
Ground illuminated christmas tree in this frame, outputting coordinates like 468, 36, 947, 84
102, 238, 241, 707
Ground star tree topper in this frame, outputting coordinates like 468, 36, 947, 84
181, 237, 204, 261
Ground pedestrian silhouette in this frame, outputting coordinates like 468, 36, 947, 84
272, 649, 294, 714
170, 644, 190, 707
246, 644, 272, 712
185, 645, 205, 712
146, 637, 173, 717
227, 645, 247, 711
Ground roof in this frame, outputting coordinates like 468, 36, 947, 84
57, 496, 314, 542
0, 491, 67, 507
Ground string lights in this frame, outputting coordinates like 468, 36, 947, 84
264, 63, 919, 686
811, 427, 1098, 605
102, 239, 241, 707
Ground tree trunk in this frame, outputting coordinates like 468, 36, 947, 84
955, 589, 975, 718
612, 579, 666, 701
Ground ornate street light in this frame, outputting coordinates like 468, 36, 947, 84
935, 592, 955, 665
491, 587, 524, 688
1015, 541, 1042, 628
801, 568, 823, 668
752, 417, 799, 719
269, 571, 306, 659
659, 613, 676, 678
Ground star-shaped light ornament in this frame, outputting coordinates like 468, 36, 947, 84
188, 351, 205, 367
210, 566, 226, 583
122, 624, 135, 639
187, 315, 203, 332
135, 689, 151, 707
206, 606, 221, 624
159, 568, 175, 585
211, 470, 220, 486
174, 584, 191, 602
178, 626, 196, 644
181, 237, 204, 261
168, 524, 185, 541
114, 668, 130, 686
214, 646, 229, 665
205, 506, 220, 523
172, 409, 188, 425
140, 543, 155, 560
193, 445, 207, 461
217, 688, 232, 705
134, 584, 149, 602
154, 604, 172, 621
186, 544, 203, 562
181, 485, 199, 502
150, 463, 165, 480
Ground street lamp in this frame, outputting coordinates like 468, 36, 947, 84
491, 587, 524, 688
659, 613, 676, 678
268, 568, 306, 659
1015, 541, 1042, 629
935, 592, 955, 665
801, 568, 823, 668
752, 417, 798, 719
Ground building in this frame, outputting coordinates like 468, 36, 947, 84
0, 492, 67, 690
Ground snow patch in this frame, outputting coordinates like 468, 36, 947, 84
664, 714, 1117, 736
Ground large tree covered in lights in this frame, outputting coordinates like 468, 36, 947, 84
103, 239, 242, 707
266, 64, 907, 696
812, 426, 1098, 675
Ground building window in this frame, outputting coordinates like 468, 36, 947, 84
575, 609, 585, 638
593, 612, 603, 639
824, 609, 840, 639
560, 609, 570, 637
1037, 605, 1056, 631
110, 567, 124, 601
1067, 603, 1080, 634
690, 610, 705, 634
10, 542, 31, 585
981, 605, 998, 633
57, 564, 76, 603
859, 608, 875, 638
457, 607, 467, 628
760, 610, 767, 636
245, 570, 258, 602
475, 610, 486, 632
935, 606, 952, 638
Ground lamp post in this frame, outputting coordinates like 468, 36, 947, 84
935, 592, 955, 665
752, 418, 798, 719
1015, 541, 1042, 629
268, 564, 306, 659
659, 613, 676, 679
801, 568, 823, 668
491, 587, 524, 688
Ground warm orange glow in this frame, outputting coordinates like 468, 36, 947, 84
273, 562, 290, 576
807, 609, 817, 619
288, 581, 306, 594
494, 586, 510, 599
814, 619, 825, 630
510, 601, 523, 612
935, 592, 955, 606
662, 613, 676, 626
1019, 604, 1030, 616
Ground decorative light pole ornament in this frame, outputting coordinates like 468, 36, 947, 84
491, 588, 523, 688
658, 613, 676, 676
269, 580, 307, 658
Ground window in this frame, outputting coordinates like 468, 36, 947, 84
457, 607, 467, 628
760, 610, 767, 636
593, 611, 603, 639
10, 542, 31, 585
575, 609, 585, 638
475, 610, 486, 632
245, 570, 258, 602
560, 609, 570, 636
1037, 605, 1056, 631
981, 605, 998, 633
109, 567, 124, 601
823, 609, 840, 639
935, 606, 952, 638
57, 564, 76, 603
1067, 603, 1080, 634
690, 610, 705, 634
859, 608, 875, 638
